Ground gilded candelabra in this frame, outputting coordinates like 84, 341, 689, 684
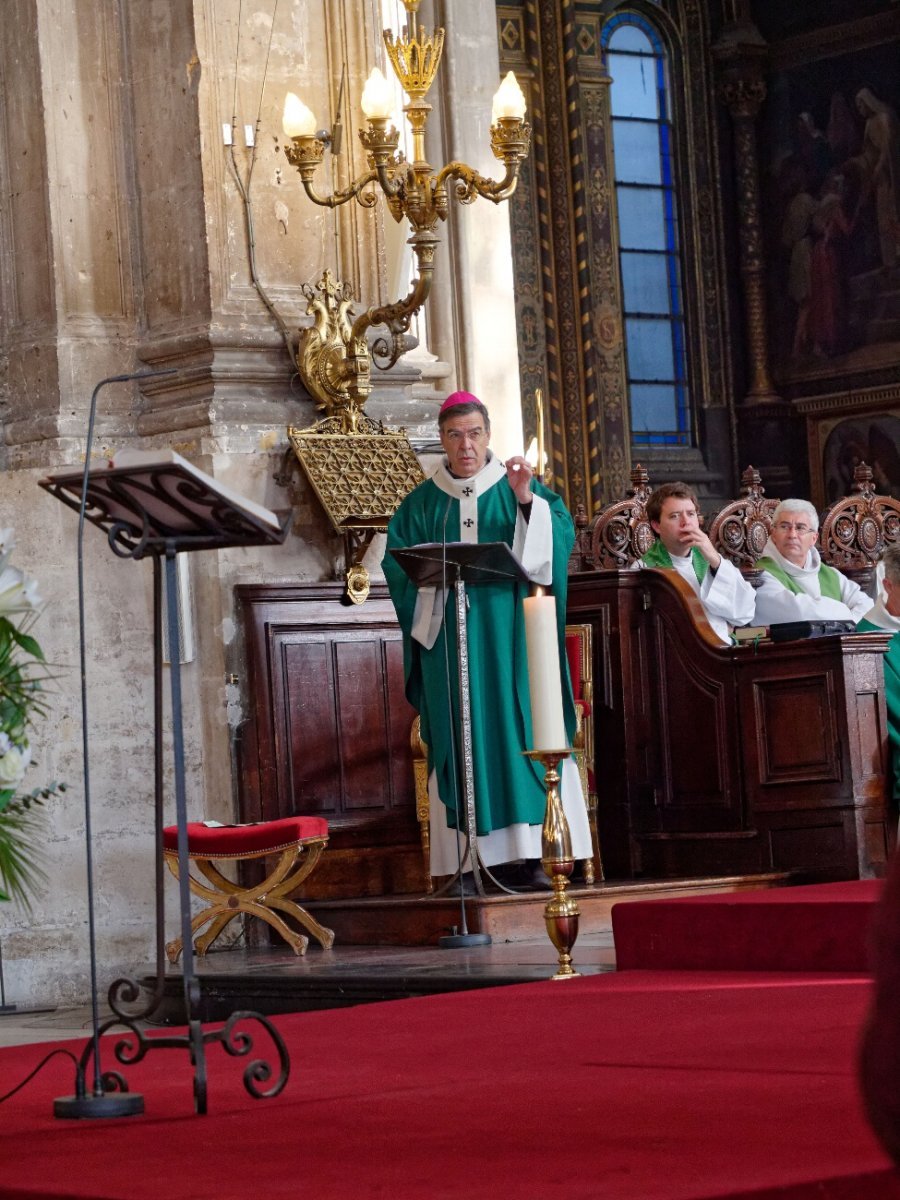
281, 1, 531, 424
279, 4, 530, 603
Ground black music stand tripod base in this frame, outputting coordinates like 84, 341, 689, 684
54, 1092, 145, 1120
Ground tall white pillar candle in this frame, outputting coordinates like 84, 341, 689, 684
523, 594, 567, 751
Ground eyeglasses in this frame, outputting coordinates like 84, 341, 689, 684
444, 427, 486, 444
775, 522, 815, 535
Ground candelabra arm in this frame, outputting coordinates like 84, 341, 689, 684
349, 267, 432, 348
434, 159, 523, 206
374, 161, 404, 198
348, 230, 438, 355
299, 171, 380, 210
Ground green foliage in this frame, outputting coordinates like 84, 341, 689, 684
0, 538, 65, 907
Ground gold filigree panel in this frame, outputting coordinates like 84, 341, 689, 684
287, 421, 424, 531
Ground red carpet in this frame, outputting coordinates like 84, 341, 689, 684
611, 881, 882, 972
0, 970, 895, 1199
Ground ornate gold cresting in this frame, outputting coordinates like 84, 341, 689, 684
281, 4, 531, 601
286, 415, 424, 604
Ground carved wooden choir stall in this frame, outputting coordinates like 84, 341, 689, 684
236, 464, 899, 900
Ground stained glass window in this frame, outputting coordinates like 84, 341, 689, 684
602, 13, 691, 446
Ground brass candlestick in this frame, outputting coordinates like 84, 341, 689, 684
524, 748, 580, 980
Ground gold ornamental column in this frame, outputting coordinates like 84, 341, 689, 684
714, 31, 779, 405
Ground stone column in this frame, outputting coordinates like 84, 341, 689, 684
714, 28, 780, 405
425, 0, 523, 459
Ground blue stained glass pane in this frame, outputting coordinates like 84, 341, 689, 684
659, 122, 673, 185
625, 318, 675, 380
607, 53, 659, 119
617, 187, 667, 250
621, 253, 670, 314
612, 120, 662, 185
628, 384, 678, 435
605, 12, 691, 445
608, 25, 653, 54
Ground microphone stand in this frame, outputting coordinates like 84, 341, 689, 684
436, 571, 492, 948
427, 495, 489, 948
54, 369, 175, 1119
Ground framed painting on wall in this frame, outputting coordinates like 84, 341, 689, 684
761, 27, 900, 395
806, 407, 900, 507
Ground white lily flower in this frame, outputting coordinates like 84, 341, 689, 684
0, 566, 42, 614
0, 528, 15, 576
0, 742, 31, 787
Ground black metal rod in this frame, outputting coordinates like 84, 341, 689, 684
72, 369, 177, 1101
152, 555, 167, 1000
164, 544, 208, 1110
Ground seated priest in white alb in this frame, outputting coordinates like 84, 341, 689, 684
630, 482, 756, 644
753, 499, 873, 627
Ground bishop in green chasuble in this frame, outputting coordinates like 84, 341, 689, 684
383, 394, 592, 877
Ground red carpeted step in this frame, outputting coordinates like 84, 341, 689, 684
0, 972, 891, 1200
612, 880, 883, 972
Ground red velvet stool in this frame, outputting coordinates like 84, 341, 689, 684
162, 816, 334, 962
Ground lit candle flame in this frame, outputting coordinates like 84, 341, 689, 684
492, 71, 527, 123
283, 93, 317, 138
361, 68, 395, 121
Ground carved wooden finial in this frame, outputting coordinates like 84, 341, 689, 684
628, 463, 650, 494
573, 502, 589, 531
740, 464, 764, 497
852, 461, 875, 496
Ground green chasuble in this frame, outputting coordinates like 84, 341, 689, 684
383, 468, 576, 835
858, 617, 900, 801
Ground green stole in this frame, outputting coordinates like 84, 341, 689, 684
642, 539, 709, 584
755, 556, 843, 601
858, 617, 900, 801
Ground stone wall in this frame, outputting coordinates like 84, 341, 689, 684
0, 0, 520, 1004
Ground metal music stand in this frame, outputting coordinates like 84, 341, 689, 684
389, 541, 529, 910
39, 455, 291, 1116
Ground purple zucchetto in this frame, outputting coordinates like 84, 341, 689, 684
439, 391, 483, 415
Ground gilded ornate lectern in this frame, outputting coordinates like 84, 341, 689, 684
40, 453, 291, 1116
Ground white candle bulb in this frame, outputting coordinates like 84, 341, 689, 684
361, 68, 395, 121
523, 595, 567, 751
525, 437, 540, 469
492, 71, 527, 123
283, 93, 317, 138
